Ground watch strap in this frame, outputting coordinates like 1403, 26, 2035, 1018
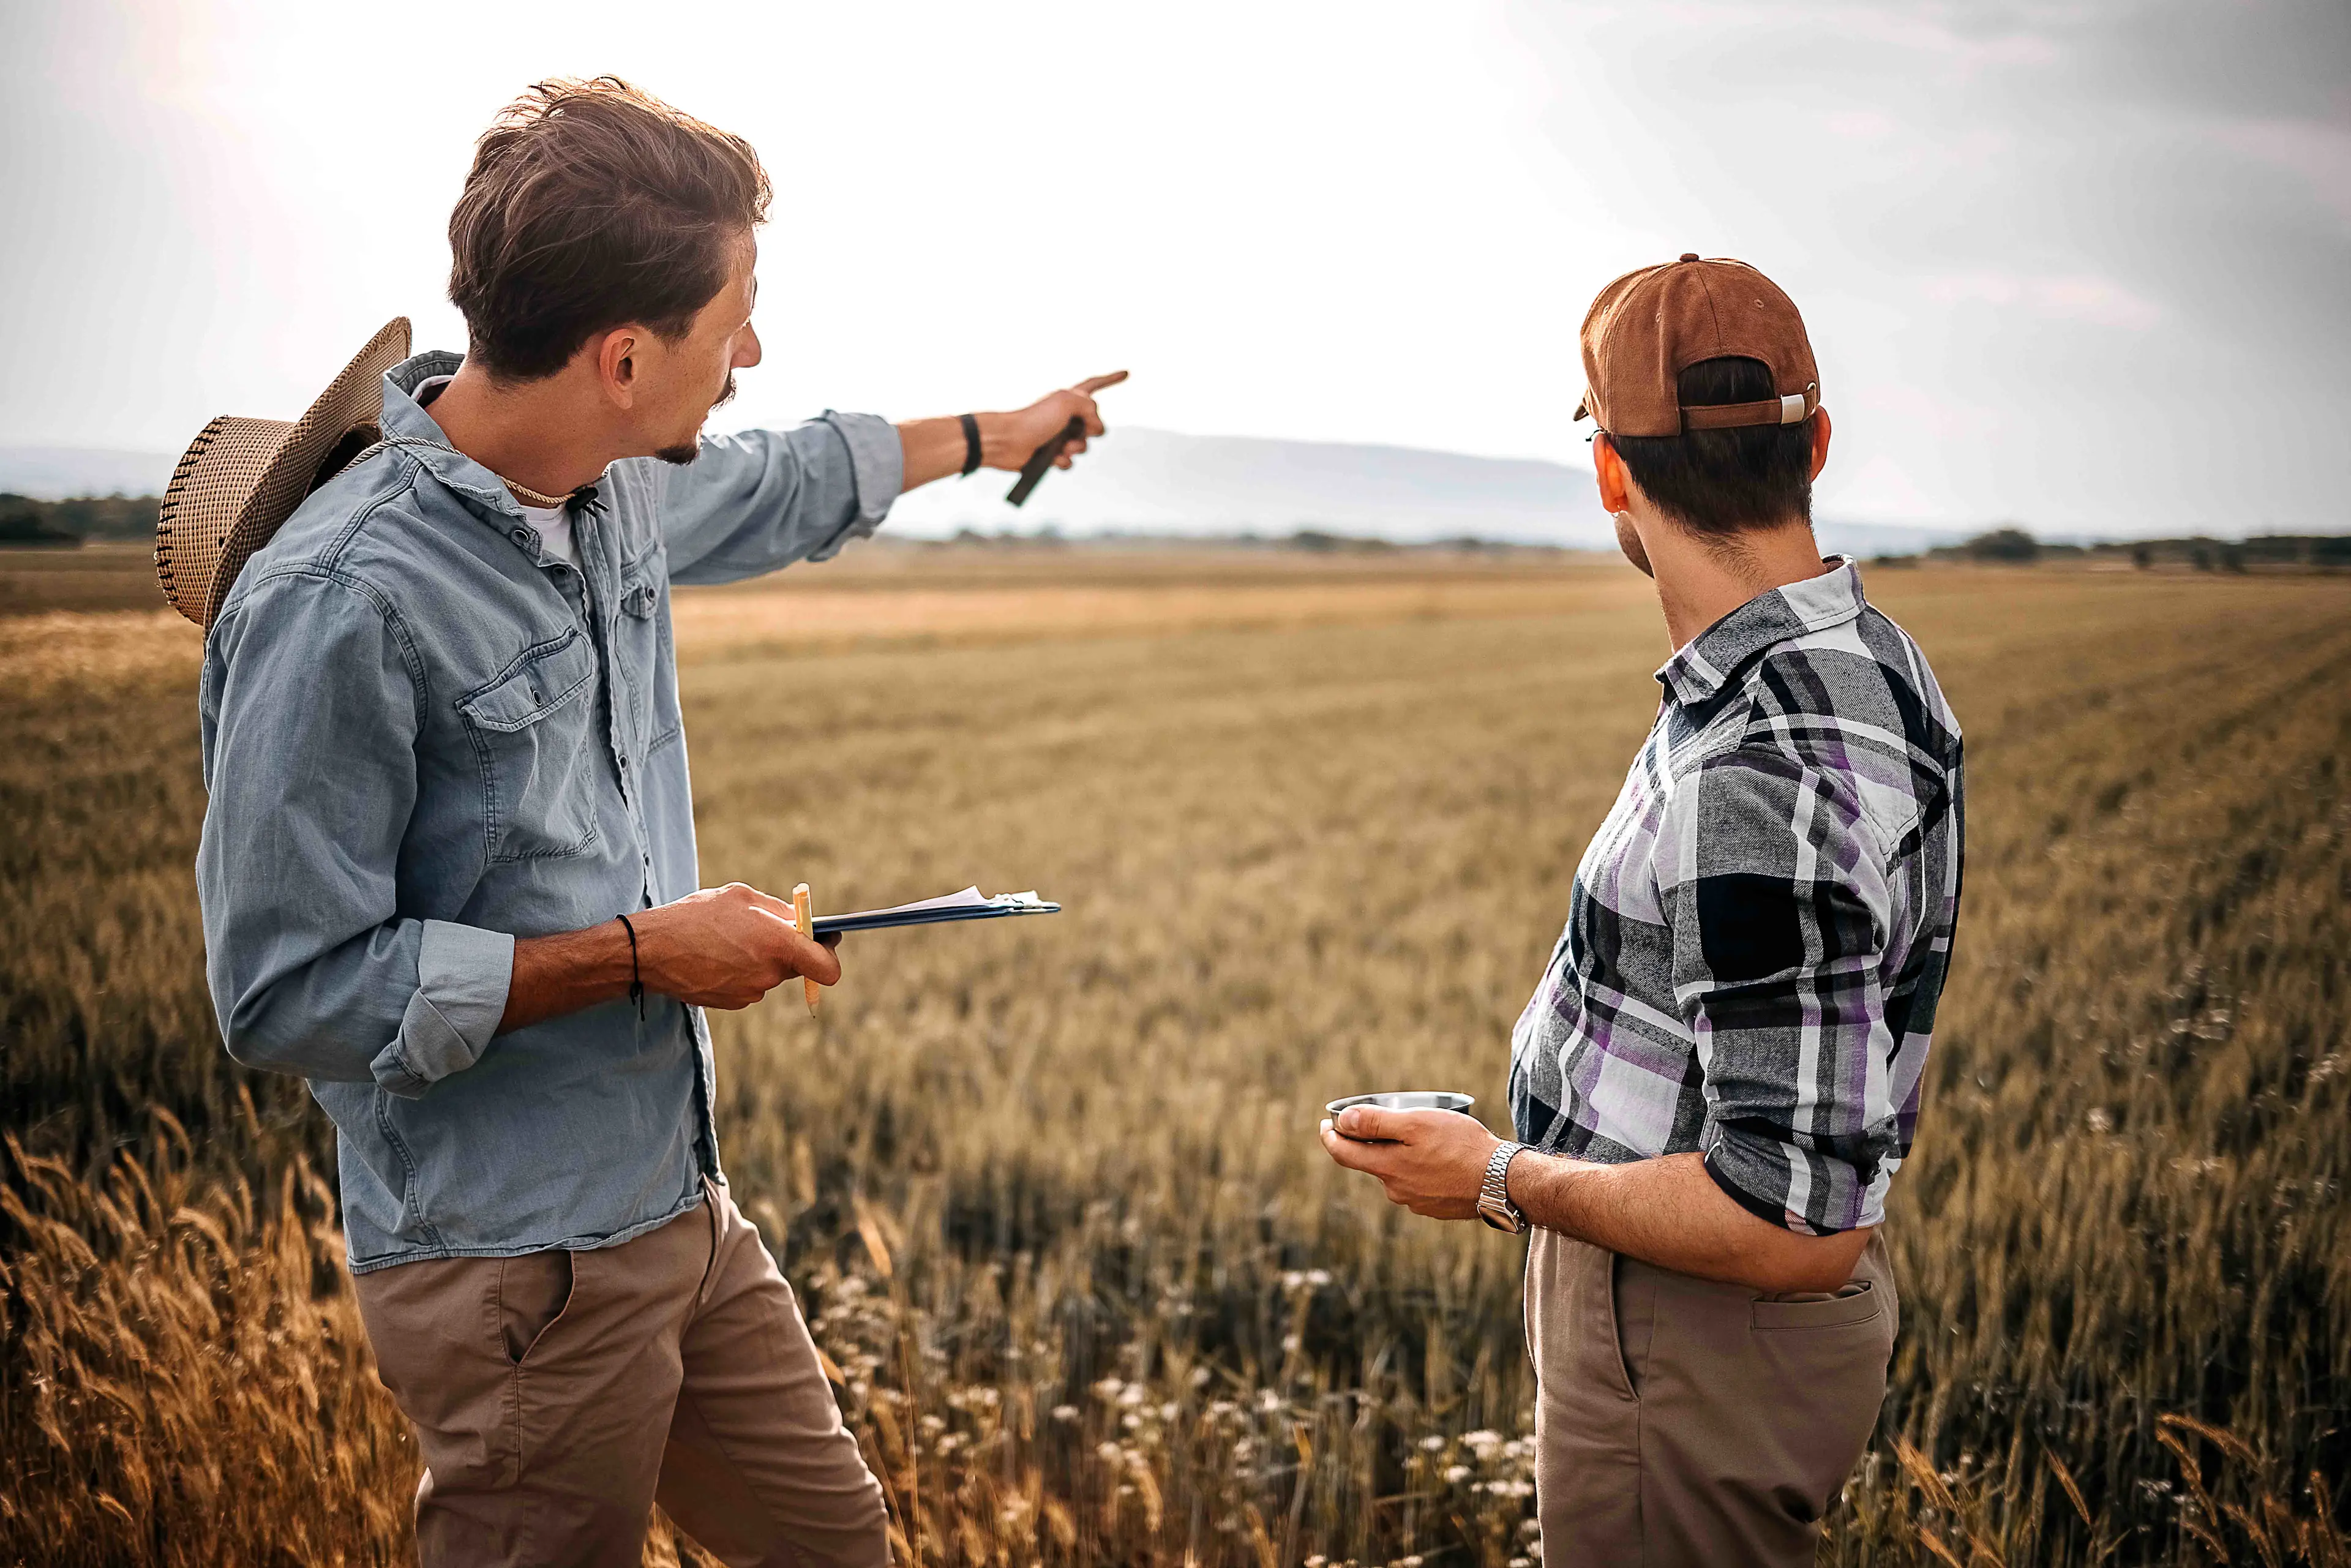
1479, 1141, 1528, 1231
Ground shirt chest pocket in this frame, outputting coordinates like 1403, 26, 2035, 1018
457, 629, 603, 863
610, 555, 678, 754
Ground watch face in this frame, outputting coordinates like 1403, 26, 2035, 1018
1478, 1200, 1524, 1234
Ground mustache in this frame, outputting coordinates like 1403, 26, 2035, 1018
711, 372, 738, 411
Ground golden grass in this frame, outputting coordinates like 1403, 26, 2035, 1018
0, 544, 1632, 683
0, 544, 174, 617
4, 556, 2347, 1566
667, 572, 1627, 656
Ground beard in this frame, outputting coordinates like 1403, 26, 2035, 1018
656, 372, 740, 466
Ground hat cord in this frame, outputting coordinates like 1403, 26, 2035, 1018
361, 434, 582, 508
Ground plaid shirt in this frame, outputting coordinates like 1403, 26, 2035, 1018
1508, 559, 1963, 1236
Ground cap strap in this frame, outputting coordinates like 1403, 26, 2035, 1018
1680, 383, 1816, 432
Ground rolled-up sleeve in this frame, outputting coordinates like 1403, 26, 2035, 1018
658, 411, 902, 585
197, 569, 513, 1098
1657, 743, 1898, 1234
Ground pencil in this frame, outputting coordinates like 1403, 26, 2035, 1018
1005, 415, 1085, 507
793, 883, 819, 1016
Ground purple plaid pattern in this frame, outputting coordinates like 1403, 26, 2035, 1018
1507, 559, 1964, 1235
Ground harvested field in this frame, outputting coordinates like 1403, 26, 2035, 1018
3, 549, 2345, 1565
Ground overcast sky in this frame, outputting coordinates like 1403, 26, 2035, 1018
4, 0, 2345, 535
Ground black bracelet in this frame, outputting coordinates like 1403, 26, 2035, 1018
616, 912, 645, 1019
958, 412, 983, 477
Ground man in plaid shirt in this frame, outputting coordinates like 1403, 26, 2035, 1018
1322, 256, 1963, 1566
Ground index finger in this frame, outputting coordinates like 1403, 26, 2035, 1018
1336, 1105, 1420, 1142
1074, 370, 1129, 394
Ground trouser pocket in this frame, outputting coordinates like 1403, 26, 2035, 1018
499, 1249, 576, 1365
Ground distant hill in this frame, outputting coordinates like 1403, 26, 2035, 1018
882, 427, 1963, 557
0, 447, 178, 501
0, 432, 1959, 557
884, 427, 1624, 547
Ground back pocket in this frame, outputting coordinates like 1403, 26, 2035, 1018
458, 629, 603, 862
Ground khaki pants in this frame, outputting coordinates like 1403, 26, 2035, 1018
1526, 1228, 1897, 1567
353, 1180, 888, 1568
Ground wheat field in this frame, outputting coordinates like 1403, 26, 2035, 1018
3, 549, 2346, 1566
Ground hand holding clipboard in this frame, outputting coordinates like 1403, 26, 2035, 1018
789, 885, 1060, 1017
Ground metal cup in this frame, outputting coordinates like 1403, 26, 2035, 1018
1324, 1090, 1475, 1141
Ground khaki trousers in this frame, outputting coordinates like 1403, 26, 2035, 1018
1526, 1228, 1897, 1568
353, 1180, 888, 1568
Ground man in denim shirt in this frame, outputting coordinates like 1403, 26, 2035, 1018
198, 78, 1119, 1566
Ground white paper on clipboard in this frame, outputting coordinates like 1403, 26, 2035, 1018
809, 887, 1060, 936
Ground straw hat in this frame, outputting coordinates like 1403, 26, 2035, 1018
156, 318, 412, 629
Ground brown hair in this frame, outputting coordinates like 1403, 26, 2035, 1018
447, 77, 771, 382
1604, 358, 1817, 536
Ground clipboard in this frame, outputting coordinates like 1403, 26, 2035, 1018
811, 886, 1062, 937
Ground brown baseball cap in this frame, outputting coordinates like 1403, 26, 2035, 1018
1573, 254, 1820, 438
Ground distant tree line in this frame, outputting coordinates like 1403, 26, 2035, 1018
1911, 525, 2351, 572
0, 493, 158, 547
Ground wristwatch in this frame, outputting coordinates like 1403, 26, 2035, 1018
1478, 1141, 1528, 1233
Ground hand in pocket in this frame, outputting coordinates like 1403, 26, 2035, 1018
500, 1249, 576, 1365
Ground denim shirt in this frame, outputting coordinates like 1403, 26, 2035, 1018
197, 351, 902, 1272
